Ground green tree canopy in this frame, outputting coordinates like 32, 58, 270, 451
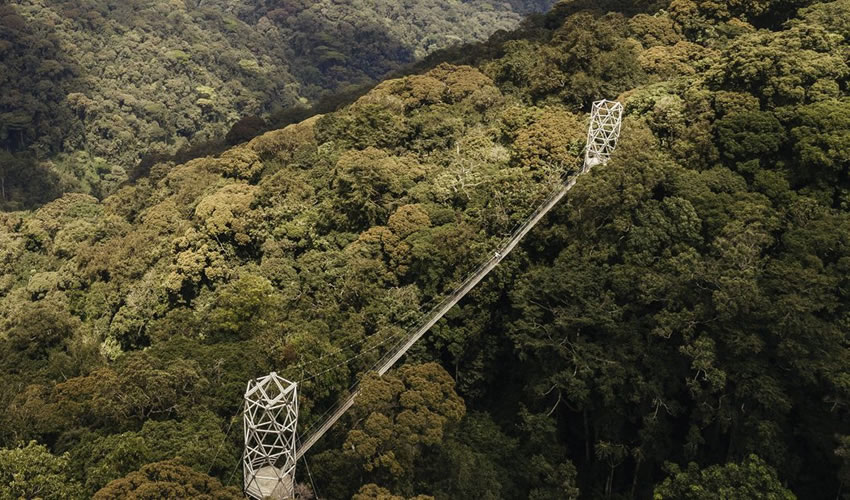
654, 455, 796, 500
92, 460, 242, 499
0, 441, 84, 500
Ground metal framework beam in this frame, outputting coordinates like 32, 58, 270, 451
243, 372, 298, 500
585, 100, 623, 168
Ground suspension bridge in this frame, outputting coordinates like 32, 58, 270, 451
239, 100, 624, 499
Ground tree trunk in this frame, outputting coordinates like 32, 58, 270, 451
630, 458, 641, 499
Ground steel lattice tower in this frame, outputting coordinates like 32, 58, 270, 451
584, 100, 624, 169
243, 372, 298, 500
241, 99, 625, 483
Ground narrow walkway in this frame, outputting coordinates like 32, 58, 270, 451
295, 164, 591, 460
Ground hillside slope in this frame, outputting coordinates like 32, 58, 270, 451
0, 0, 555, 209
1, 0, 850, 498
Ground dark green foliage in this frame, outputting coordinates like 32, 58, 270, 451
69, 410, 235, 494
784, 99, 850, 203
3, 1, 850, 499
0, 60, 567, 498
4, 300, 79, 361
485, 11, 646, 107
226, 115, 268, 146
0, 0, 557, 208
0, 152, 65, 210
0, 441, 85, 500
654, 455, 795, 499
715, 111, 785, 166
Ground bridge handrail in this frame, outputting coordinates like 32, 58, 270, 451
295, 165, 589, 460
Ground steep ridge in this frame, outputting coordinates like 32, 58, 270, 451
0, 0, 557, 209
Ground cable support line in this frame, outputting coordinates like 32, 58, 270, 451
295, 253, 497, 382
299, 290, 454, 383
298, 325, 409, 383
298, 379, 360, 439
298, 308, 426, 438
295, 168, 580, 457
297, 387, 355, 440
296, 168, 588, 460
206, 400, 245, 476
296, 436, 321, 499
227, 448, 244, 488
296, 313, 432, 440
290, 170, 571, 381
285, 294, 444, 373
496, 171, 571, 236
288, 316, 424, 376
285, 252, 497, 377
492, 172, 571, 248
295, 299, 450, 383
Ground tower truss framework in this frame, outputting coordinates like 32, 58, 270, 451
584, 99, 624, 169
241, 99, 625, 488
243, 372, 297, 500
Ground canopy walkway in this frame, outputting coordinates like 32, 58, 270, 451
241, 100, 624, 499
297, 158, 587, 459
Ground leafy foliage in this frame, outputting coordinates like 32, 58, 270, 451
654, 455, 795, 499
0, 0, 557, 208
0, 441, 84, 500
2, 0, 850, 499
92, 460, 242, 499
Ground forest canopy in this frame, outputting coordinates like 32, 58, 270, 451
0, 0, 556, 210
1, 0, 850, 499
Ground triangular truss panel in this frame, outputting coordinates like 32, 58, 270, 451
243, 372, 297, 500
584, 100, 624, 169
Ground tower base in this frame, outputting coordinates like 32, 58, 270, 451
245, 466, 294, 500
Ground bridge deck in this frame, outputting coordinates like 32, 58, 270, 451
295, 165, 590, 460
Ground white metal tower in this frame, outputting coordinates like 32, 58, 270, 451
584, 100, 623, 169
242, 98, 625, 482
243, 372, 298, 500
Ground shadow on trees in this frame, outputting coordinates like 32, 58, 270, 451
130, 81, 376, 183
0, 153, 67, 211
0, 4, 87, 210
407, 0, 668, 76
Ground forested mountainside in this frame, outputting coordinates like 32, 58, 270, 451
0, 0, 555, 209
2, 0, 850, 498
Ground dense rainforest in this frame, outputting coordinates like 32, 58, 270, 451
0, 0, 554, 209
2, 0, 850, 499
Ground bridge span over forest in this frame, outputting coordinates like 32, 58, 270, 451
237, 100, 624, 500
